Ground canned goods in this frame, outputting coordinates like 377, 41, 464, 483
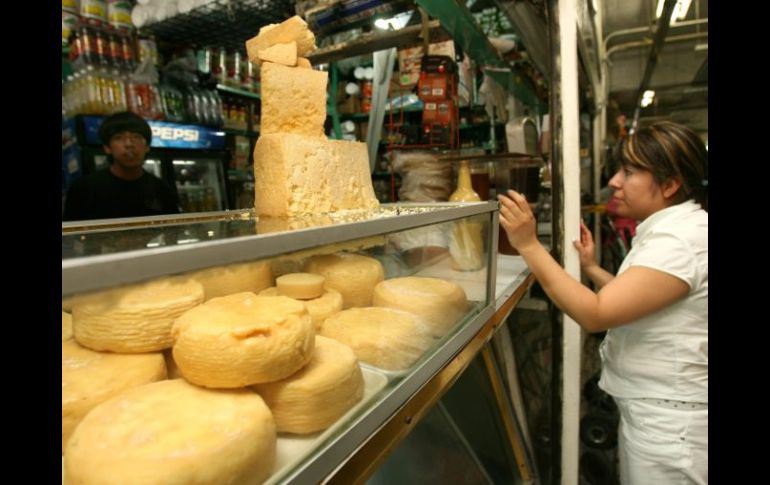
79, 0, 107, 24
62, 9, 80, 45
107, 0, 133, 30
62, 0, 79, 13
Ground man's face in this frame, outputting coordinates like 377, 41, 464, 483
104, 131, 150, 170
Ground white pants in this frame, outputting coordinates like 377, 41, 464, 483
614, 397, 708, 485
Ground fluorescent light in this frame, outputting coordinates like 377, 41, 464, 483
656, 0, 692, 23
374, 11, 412, 30
694, 43, 708, 51
641, 90, 655, 108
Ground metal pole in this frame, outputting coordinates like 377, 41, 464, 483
547, 0, 582, 483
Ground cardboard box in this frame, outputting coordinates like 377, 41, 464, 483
397, 40, 456, 86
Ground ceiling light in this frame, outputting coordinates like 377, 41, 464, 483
656, 0, 692, 24
374, 11, 412, 30
694, 43, 708, 51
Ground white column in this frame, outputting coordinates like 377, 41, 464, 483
558, 0, 582, 483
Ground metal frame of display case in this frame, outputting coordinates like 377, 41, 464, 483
62, 201, 506, 484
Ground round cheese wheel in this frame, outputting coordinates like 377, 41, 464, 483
172, 293, 314, 388
303, 253, 384, 308
61, 340, 166, 453
187, 260, 273, 301
320, 307, 434, 371
62, 311, 73, 341
64, 379, 276, 485
276, 272, 325, 300
259, 286, 343, 331
372, 277, 468, 337
253, 336, 364, 434
72, 277, 204, 353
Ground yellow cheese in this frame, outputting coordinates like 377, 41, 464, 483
259, 286, 343, 331
246, 15, 316, 65
253, 336, 364, 434
162, 349, 182, 379
372, 277, 468, 337
172, 293, 314, 388
320, 307, 435, 371
254, 133, 379, 217
297, 57, 312, 69
259, 62, 327, 137
258, 41, 298, 66
62, 311, 73, 341
185, 260, 273, 301
304, 253, 384, 308
276, 272, 325, 299
64, 379, 276, 485
72, 277, 204, 353
61, 340, 166, 453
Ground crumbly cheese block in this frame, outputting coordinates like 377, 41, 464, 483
258, 41, 297, 66
62, 311, 73, 341
246, 15, 316, 65
320, 307, 435, 371
253, 335, 364, 434
172, 293, 314, 388
297, 57, 312, 68
372, 277, 469, 337
260, 62, 327, 137
64, 379, 276, 485
304, 253, 384, 308
253, 133, 379, 217
186, 260, 273, 301
73, 277, 204, 353
259, 286, 343, 331
61, 340, 166, 453
276, 272, 325, 300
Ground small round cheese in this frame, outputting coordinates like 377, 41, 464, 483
62, 311, 73, 341
276, 272, 325, 299
253, 336, 364, 434
72, 277, 204, 353
61, 340, 166, 453
172, 293, 314, 388
64, 379, 276, 485
303, 253, 384, 308
187, 260, 273, 301
259, 286, 343, 331
320, 307, 434, 371
372, 277, 468, 337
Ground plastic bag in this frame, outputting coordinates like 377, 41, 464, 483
390, 150, 452, 202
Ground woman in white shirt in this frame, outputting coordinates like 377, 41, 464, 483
498, 121, 707, 484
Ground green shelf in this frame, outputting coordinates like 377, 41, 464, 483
338, 104, 424, 122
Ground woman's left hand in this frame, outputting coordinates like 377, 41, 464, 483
498, 190, 538, 252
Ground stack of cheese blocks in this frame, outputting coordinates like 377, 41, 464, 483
246, 15, 380, 217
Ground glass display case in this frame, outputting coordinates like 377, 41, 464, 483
62, 201, 502, 484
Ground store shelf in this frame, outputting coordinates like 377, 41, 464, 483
223, 128, 258, 137
217, 83, 260, 100
140, 0, 294, 52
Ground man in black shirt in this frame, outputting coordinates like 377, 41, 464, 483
63, 112, 179, 221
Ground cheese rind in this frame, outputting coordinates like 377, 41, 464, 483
259, 286, 343, 330
372, 276, 469, 337
246, 15, 316, 65
259, 63, 327, 137
253, 133, 379, 217
72, 277, 205, 353
172, 293, 314, 387
186, 260, 273, 301
258, 41, 298, 66
61, 340, 166, 453
276, 272, 325, 300
64, 379, 276, 485
320, 307, 435, 371
253, 336, 364, 434
303, 253, 384, 308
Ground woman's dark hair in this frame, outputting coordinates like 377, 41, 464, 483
615, 121, 708, 209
